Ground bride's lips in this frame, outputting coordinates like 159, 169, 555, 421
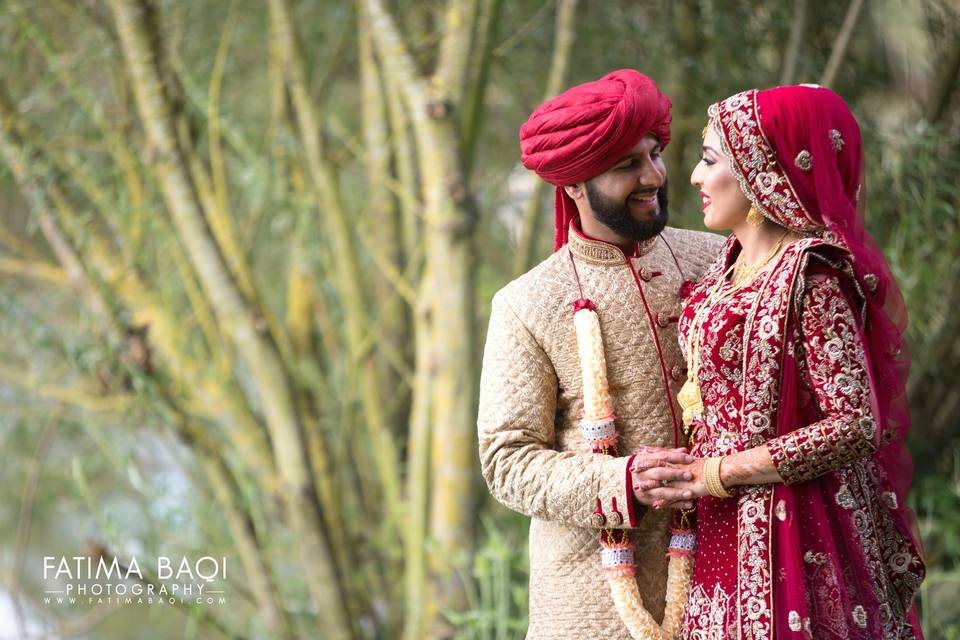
699, 190, 712, 211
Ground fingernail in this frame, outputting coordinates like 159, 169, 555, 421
684, 491, 692, 498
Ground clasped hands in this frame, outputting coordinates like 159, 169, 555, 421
629, 446, 709, 510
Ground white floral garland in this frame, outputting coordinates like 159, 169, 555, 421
573, 302, 694, 640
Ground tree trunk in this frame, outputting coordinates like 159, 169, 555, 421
513, 0, 579, 275
461, 0, 505, 176
360, 15, 411, 438
662, 0, 704, 221
268, 0, 403, 529
1, 99, 293, 635
364, 0, 480, 634
820, 0, 865, 87
109, 2, 353, 637
779, 0, 809, 85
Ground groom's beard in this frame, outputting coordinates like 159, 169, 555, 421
585, 179, 670, 242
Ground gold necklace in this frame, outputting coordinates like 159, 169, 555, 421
677, 232, 789, 442
731, 231, 789, 288
677, 264, 736, 440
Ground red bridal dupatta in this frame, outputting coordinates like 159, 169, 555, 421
688, 86, 925, 638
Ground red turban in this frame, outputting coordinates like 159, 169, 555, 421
519, 69, 673, 250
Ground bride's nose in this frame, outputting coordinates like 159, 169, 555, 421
690, 162, 704, 187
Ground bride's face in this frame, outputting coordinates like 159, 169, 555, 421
690, 124, 752, 230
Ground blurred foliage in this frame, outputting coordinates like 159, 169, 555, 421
446, 514, 530, 640
0, 0, 957, 638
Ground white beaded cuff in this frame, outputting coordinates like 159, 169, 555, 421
601, 547, 635, 570
668, 532, 696, 554
580, 417, 616, 442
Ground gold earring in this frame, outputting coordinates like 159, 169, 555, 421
747, 206, 764, 228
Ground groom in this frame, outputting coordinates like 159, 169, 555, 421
477, 69, 723, 639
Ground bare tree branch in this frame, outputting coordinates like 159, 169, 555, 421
0, 254, 67, 284
108, 3, 353, 636
10, 412, 61, 638
820, 0, 865, 87
461, 0, 504, 177
434, 0, 477, 118
363, 1, 480, 635
268, 5, 404, 562
780, 0, 809, 85
513, 0, 578, 275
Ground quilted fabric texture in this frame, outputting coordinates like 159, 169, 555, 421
478, 225, 724, 639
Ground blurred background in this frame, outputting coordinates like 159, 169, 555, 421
0, 0, 958, 638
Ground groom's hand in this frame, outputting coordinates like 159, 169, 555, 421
630, 447, 695, 510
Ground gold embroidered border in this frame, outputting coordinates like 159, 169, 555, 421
708, 91, 818, 232
735, 240, 818, 639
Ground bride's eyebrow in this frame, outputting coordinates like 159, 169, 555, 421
701, 145, 718, 155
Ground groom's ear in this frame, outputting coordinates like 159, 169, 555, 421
563, 183, 584, 201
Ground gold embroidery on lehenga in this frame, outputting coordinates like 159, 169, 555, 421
678, 239, 924, 639
682, 583, 735, 639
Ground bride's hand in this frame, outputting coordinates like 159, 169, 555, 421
668, 459, 709, 499
630, 447, 696, 511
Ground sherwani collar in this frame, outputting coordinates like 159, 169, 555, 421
567, 218, 658, 266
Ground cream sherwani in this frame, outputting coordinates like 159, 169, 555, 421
478, 223, 723, 639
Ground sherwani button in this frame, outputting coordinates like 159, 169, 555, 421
669, 365, 683, 381
589, 512, 607, 527
639, 267, 663, 281
656, 312, 669, 328
607, 510, 623, 527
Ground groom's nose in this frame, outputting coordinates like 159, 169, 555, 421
636, 159, 665, 191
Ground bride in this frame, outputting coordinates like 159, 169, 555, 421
661, 85, 925, 638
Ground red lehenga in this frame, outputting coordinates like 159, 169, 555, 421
677, 237, 924, 639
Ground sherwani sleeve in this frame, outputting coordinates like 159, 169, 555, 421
767, 274, 880, 485
478, 292, 638, 528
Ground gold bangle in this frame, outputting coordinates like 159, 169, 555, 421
704, 457, 735, 498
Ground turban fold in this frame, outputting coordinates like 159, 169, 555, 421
519, 69, 673, 250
